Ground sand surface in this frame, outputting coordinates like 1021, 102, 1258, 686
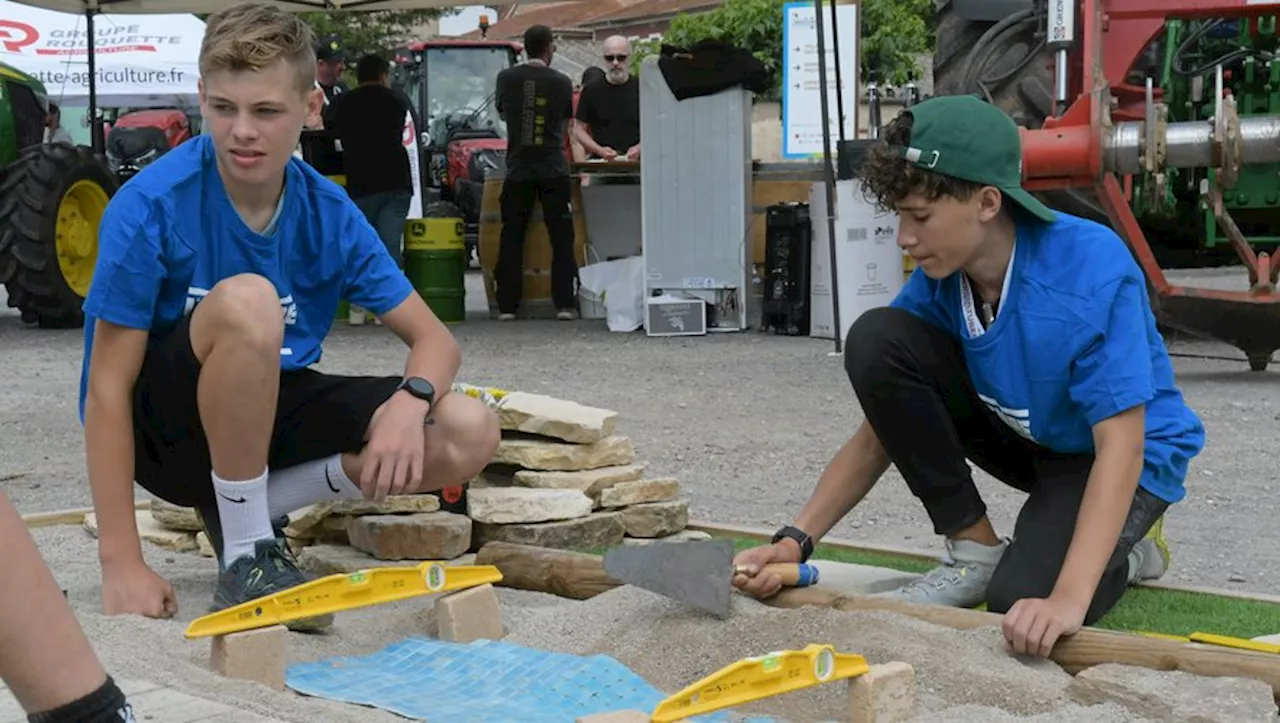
35, 524, 1176, 723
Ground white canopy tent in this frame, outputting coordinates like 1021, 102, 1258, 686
7, 0, 581, 149
0, 0, 203, 108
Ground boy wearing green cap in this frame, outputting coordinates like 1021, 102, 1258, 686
732, 96, 1205, 657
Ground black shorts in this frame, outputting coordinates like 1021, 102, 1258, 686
131, 316, 401, 509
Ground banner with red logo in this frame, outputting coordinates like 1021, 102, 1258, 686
0, 0, 202, 107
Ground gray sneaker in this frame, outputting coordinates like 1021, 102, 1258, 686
875, 537, 1008, 608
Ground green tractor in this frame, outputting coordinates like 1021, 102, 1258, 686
0, 61, 119, 328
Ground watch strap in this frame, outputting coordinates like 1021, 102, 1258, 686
772, 525, 814, 563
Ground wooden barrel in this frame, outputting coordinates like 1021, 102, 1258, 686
478, 173, 589, 319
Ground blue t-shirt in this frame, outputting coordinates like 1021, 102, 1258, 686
78, 134, 415, 422
889, 211, 1205, 504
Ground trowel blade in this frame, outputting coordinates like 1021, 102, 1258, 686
602, 539, 736, 619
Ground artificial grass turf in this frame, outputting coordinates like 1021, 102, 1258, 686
587, 534, 1280, 641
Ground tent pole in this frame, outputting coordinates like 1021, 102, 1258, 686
85, 8, 102, 153
813, 0, 842, 354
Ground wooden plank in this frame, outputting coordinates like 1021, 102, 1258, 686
764, 586, 1280, 699
22, 500, 152, 529
687, 520, 1280, 606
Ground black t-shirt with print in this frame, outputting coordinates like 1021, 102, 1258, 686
495, 62, 574, 180
574, 75, 641, 155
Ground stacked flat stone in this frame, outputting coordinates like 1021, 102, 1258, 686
123, 391, 707, 578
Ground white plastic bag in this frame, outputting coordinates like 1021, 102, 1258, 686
603, 255, 645, 333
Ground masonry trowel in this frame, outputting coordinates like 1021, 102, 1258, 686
601, 539, 820, 619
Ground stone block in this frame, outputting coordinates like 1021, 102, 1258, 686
848, 661, 915, 723
493, 435, 633, 472
618, 499, 688, 538
495, 391, 618, 444
467, 487, 593, 525
150, 499, 203, 532
472, 512, 626, 550
599, 478, 680, 508
328, 495, 441, 516
196, 531, 215, 558
346, 512, 471, 561
84, 512, 198, 553
513, 464, 646, 502
209, 625, 287, 691
435, 583, 504, 643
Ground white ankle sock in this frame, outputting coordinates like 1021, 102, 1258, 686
211, 468, 273, 568
267, 454, 363, 519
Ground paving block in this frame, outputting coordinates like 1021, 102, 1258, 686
575, 711, 651, 723
210, 625, 288, 690
435, 583, 504, 643
848, 661, 916, 723
809, 560, 921, 595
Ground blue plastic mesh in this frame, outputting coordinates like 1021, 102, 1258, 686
286, 636, 771, 722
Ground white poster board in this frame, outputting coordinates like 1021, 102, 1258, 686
809, 179, 904, 341
0, 0, 202, 107
782, 1, 858, 159
402, 110, 423, 218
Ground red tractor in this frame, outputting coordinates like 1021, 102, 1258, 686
391, 38, 523, 262
103, 108, 195, 184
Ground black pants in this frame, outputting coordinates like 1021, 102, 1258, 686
495, 175, 577, 313
845, 307, 1169, 624
131, 316, 401, 520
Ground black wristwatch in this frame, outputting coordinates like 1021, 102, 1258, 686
396, 377, 436, 411
772, 525, 814, 563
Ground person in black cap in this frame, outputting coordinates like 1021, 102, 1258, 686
732, 95, 1205, 659
315, 33, 348, 104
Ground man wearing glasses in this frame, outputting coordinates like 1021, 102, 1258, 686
573, 35, 641, 161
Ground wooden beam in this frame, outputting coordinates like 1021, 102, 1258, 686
687, 520, 1280, 606
22, 500, 152, 530
474, 541, 623, 600
765, 587, 1280, 699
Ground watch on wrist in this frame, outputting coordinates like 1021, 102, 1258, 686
396, 377, 436, 409
772, 525, 814, 563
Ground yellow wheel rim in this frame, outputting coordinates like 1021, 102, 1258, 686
56, 179, 110, 298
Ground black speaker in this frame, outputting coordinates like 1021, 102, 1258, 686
761, 202, 812, 336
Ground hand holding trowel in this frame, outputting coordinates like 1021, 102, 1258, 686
602, 539, 820, 619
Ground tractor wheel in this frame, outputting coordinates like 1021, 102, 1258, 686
931, 0, 1107, 223
0, 144, 118, 329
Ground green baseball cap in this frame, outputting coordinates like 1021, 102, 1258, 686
897, 94, 1056, 223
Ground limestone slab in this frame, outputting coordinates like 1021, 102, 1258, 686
346, 511, 472, 561
599, 478, 680, 508
618, 499, 688, 538
513, 464, 645, 501
84, 511, 198, 553
472, 512, 626, 550
493, 435, 634, 472
495, 391, 618, 443
150, 498, 203, 531
466, 487, 593, 525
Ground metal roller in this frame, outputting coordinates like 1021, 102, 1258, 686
1102, 115, 1280, 175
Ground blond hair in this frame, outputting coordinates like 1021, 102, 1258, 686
199, 3, 316, 94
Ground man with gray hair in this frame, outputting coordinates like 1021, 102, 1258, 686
573, 35, 641, 161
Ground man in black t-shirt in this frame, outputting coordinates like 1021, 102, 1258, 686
574, 35, 641, 161
494, 24, 577, 320
325, 54, 414, 268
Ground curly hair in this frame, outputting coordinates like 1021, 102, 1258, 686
857, 109, 986, 213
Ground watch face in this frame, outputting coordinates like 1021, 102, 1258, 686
406, 377, 435, 399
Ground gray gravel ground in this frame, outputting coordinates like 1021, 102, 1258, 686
1, 269, 1278, 598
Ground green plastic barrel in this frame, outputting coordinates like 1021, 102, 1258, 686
403, 217, 466, 323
